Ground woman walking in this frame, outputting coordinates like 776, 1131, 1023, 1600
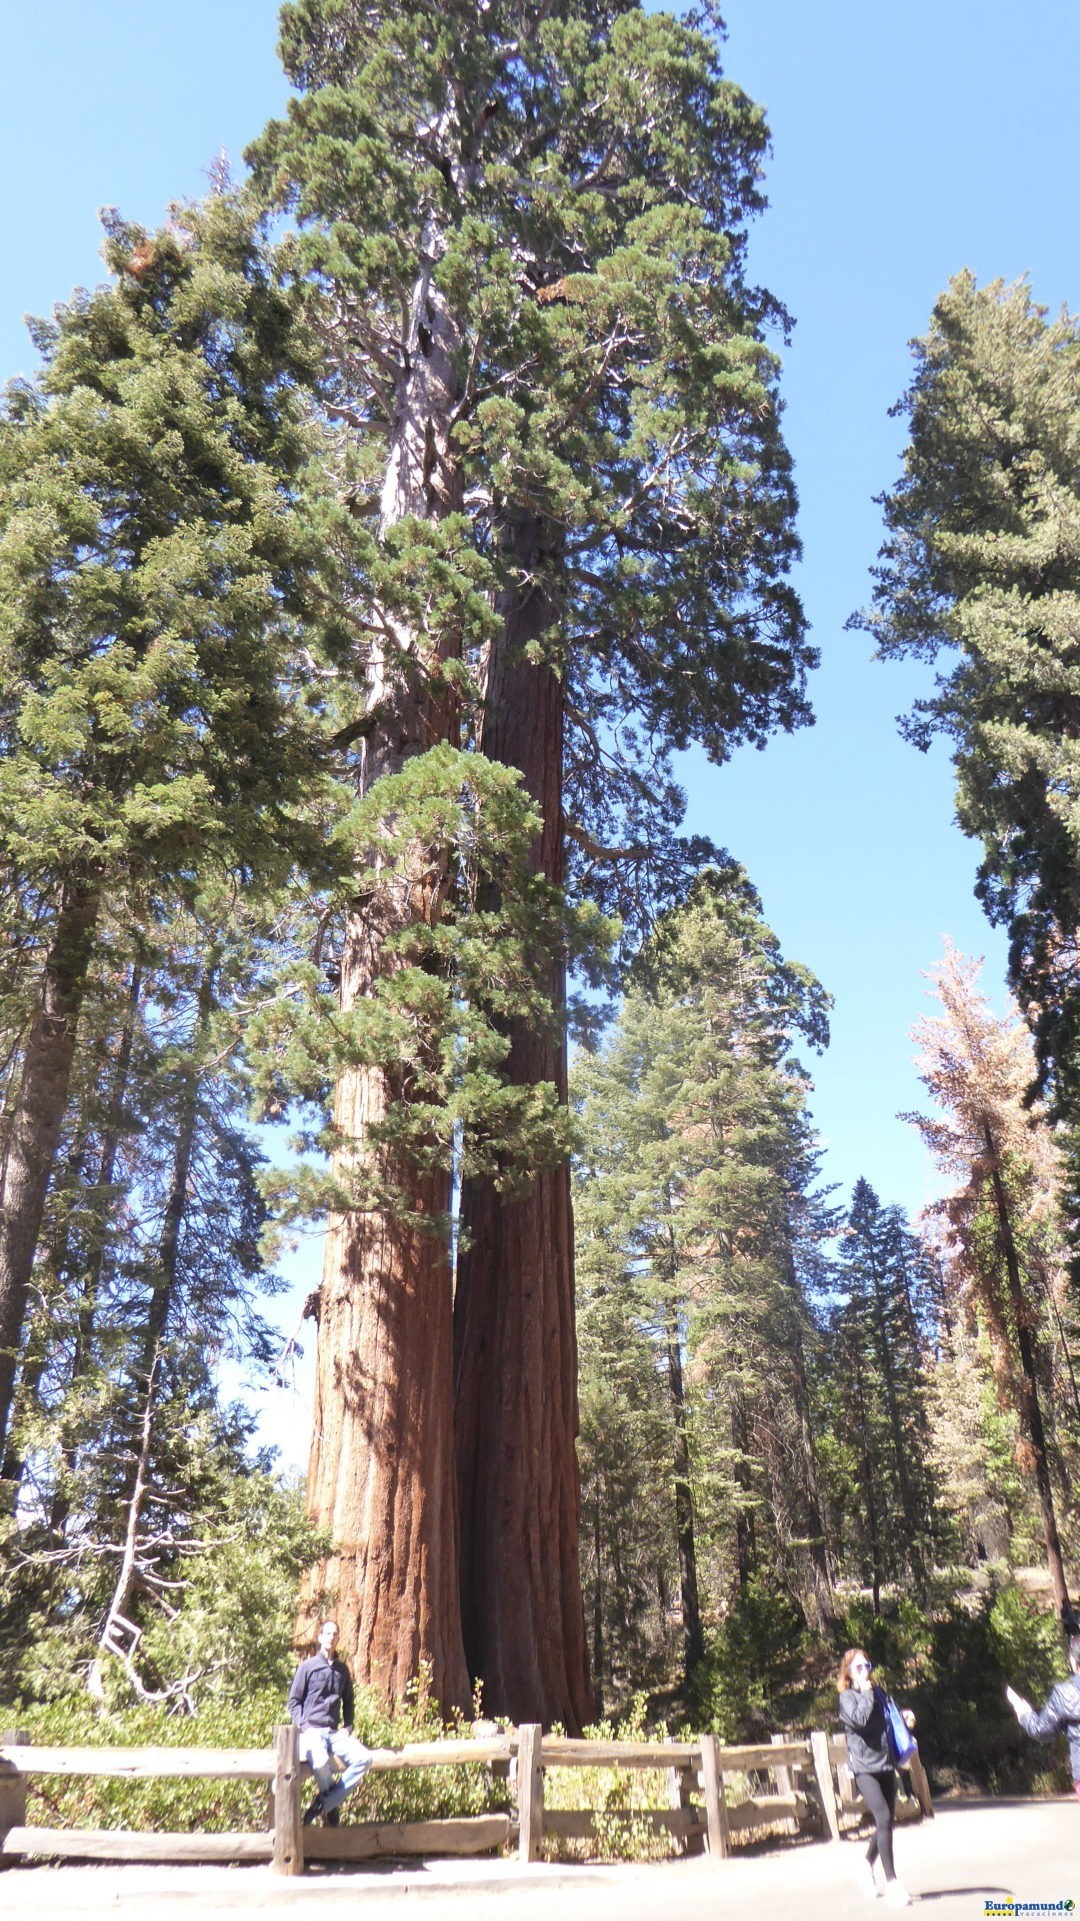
837, 1647, 913, 1905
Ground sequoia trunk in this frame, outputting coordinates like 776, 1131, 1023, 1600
454, 514, 590, 1732
299, 230, 471, 1713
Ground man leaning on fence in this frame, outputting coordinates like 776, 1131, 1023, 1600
287, 1619, 373, 1826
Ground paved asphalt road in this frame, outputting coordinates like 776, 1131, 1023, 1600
0, 1797, 1075, 1920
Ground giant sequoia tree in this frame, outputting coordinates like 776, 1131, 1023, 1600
452, 6, 811, 1729
0, 194, 318, 1459
250, 0, 811, 1724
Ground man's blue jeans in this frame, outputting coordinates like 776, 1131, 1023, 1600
298, 1726, 373, 1814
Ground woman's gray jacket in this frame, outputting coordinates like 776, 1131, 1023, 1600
838, 1684, 891, 1773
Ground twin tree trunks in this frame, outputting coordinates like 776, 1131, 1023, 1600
300, 513, 590, 1727
298, 194, 590, 1724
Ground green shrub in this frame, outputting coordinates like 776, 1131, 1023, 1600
10, 1676, 508, 1835
691, 1581, 812, 1740
541, 1696, 679, 1864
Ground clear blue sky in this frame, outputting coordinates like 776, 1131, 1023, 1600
4, 0, 1072, 1450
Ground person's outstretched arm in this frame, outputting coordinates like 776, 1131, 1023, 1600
1007, 1682, 1066, 1743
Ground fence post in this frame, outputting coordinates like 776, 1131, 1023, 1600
699, 1734, 730, 1861
0, 1731, 28, 1871
516, 1723, 544, 1863
907, 1746, 934, 1820
272, 1722, 303, 1876
667, 1743, 701, 1856
809, 1729, 841, 1842
770, 1730, 793, 1796
770, 1731, 798, 1835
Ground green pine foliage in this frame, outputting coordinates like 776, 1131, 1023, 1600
573, 866, 833, 1710
249, 0, 813, 935
247, 745, 615, 1234
858, 272, 1080, 1252
819, 1180, 943, 1600
0, 192, 321, 901
0, 189, 333, 1453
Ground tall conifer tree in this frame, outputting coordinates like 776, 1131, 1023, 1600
250, 0, 811, 1723
859, 274, 1080, 1238
573, 869, 831, 1691
823, 1180, 939, 1601
0, 194, 319, 1459
909, 943, 1073, 1614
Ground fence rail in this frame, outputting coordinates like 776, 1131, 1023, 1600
0, 1720, 933, 1875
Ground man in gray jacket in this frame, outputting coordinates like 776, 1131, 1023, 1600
1006, 1632, 1080, 1804
286, 1619, 373, 1826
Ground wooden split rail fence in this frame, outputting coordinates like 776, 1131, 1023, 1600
0, 1723, 933, 1875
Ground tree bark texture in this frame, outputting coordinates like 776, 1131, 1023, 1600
865, 1245, 926, 1581
454, 515, 591, 1733
777, 1246, 834, 1627
49, 963, 144, 1536
0, 1114, 93, 1493
0, 873, 100, 1456
300, 235, 471, 1713
985, 1134, 1071, 1617
731, 1391, 756, 1591
665, 1309, 705, 1685
849, 1336, 883, 1614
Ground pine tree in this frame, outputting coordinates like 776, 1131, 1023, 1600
858, 273, 1080, 1238
0, 905, 299, 1702
572, 868, 832, 1695
452, 1, 811, 1730
0, 192, 321, 1460
908, 943, 1073, 1614
821, 1180, 940, 1605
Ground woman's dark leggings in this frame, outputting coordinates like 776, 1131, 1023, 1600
854, 1770, 897, 1882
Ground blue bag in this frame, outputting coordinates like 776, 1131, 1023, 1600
882, 1689, 916, 1765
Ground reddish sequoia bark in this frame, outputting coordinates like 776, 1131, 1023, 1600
454, 516, 591, 1732
298, 222, 471, 1713
303, 1158, 466, 1703
299, 845, 470, 1706
0, 871, 101, 1457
